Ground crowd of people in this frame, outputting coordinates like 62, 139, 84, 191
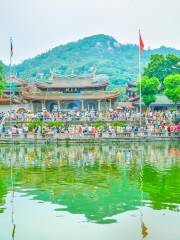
0, 109, 178, 123
0, 109, 179, 139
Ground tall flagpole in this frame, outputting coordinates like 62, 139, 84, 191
139, 30, 142, 128
9, 37, 13, 115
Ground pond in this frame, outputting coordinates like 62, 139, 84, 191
0, 142, 179, 240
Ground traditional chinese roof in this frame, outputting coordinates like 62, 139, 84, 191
6, 76, 28, 86
133, 95, 180, 106
127, 81, 137, 87
4, 89, 23, 93
22, 90, 120, 101
151, 95, 175, 105
0, 95, 20, 105
36, 75, 108, 89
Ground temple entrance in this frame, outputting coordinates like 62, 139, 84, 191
86, 101, 97, 111
17, 108, 28, 113
88, 103, 96, 110
45, 101, 58, 112
68, 102, 79, 110
50, 103, 58, 112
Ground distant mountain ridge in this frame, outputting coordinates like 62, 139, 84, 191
2, 34, 180, 89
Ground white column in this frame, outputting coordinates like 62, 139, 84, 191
98, 100, 101, 112
30, 101, 34, 113
41, 101, 45, 111
81, 100, 84, 111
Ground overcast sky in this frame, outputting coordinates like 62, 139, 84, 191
0, 0, 179, 64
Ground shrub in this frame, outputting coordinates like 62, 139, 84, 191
92, 121, 107, 128
28, 121, 43, 131
110, 121, 126, 127
47, 122, 64, 128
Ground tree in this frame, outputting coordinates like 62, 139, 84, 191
137, 76, 160, 107
143, 54, 180, 85
164, 74, 180, 103
0, 65, 6, 96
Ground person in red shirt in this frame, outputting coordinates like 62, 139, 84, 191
78, 126, 83, 137
167, 124, 171, 133
92, 127, 96, 138
175, 125, 180, 131
170, 125, 174, 133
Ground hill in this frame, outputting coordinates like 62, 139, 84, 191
2, 34, 180, 89
0, 61, 9, 74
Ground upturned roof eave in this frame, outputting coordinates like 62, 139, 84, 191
36, 82, 108, 89
22, 91, 120, 101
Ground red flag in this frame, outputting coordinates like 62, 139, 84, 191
139, 31, 144, 54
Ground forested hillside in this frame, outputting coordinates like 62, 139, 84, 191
2, 34, 180, 89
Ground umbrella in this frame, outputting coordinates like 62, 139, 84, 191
116, 106, 123, 110
127, 105, 135, 109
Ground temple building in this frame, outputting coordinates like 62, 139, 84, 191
20, 74, 120, 112
0, 74, 120, 113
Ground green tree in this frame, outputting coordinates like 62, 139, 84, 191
137, 76, 160, 107
0, 65, 6, 96
143, 54, 180, 85
164, 74, 180, 103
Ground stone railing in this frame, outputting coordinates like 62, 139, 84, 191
0, 131, 179, 141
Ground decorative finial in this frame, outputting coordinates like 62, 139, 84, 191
93, 67, 97, 81
71, 69, 74, 76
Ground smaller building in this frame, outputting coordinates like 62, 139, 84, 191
133, 95, 180, 111
126, 81, 179, 111
149, 96, 180, 110
125, 81, 139, 102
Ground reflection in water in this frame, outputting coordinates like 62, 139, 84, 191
10, 157, 16, 240
0, 142, 179, 239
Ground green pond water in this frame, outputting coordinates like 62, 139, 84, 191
0, 142, 179, 240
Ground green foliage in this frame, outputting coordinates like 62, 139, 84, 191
28, 121, 43, 131
28, 121, 64, 131
143, 54, 180, 84
0, 65, 6, 96
110, 121, 126, 127
137, 76, 161, 107
28, 120, 124, 132
116, 87, 126, 101
47, 122, 64, 128
164, 74, 180, 103
141, 95, 156, 107
92, 121, 125, 128
92, 121, 107, 128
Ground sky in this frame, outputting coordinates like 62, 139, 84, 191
0, 0, 179, 64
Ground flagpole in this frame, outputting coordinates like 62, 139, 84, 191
9, 37, 13, 115
139, 30, 142, 128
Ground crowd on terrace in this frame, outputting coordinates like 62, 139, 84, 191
0, 109, 179, 139
0, 109, 178, 123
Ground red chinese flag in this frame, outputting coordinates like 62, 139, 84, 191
139, 31, 144, 54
